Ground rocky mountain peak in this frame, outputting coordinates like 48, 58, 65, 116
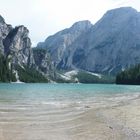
71, 20, 92, 31
2, 24, 35, 68
96, 7, 138, 26
15, 25, 29, 37
0, 15, 56, 82
0, 15, 5, 24
106, 7, 137, 15
0, 15, 12, 54
37, 7, 140, 75
4, 25, 31, 52
36, 20, 93, 67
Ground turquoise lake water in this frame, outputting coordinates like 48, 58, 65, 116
0, 83, 140, 106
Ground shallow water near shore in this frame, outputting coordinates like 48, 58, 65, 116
1, 83, 140, 104
0, 83, 140, 140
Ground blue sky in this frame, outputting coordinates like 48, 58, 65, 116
0, 0, 140, 46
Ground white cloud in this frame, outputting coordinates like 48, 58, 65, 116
0, 0, 140, 46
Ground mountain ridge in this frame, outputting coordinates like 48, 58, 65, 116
37, 7, 140, 75
1, 7, 140, 83
37, 20, 93, 68
0, 16, 54, 82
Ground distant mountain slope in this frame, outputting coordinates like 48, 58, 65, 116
55, 70, 115, 83
37, 20, 93, 67
37, 7, 140, 75
78, 7, 140, 74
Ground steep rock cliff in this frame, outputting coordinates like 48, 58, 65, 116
0, 15, 53, 82
37, 7, 140, 75
3, 25, 35, 68
37, 20, 92, 67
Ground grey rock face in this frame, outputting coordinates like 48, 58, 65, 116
37, 20, 92, 67
0, 15, 12, 54
0, 15, 55, 81
37, 7, 140, 75
0, 15, 35, 68
3, 25, 35, 67
33, 48, 55, 77
77, 7, 140, 74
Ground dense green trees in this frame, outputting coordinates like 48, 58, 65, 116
0, 54, 16, 82
116, 64, 140, 85
16, 65, 48, 83
0, 53, 48, 83
75, 72, 115, 84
